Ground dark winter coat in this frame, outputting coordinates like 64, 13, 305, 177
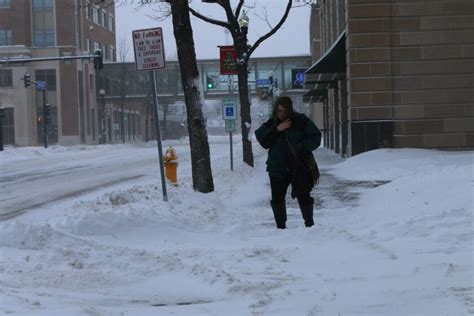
255, 112, 322, 198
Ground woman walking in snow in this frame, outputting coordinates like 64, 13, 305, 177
255, 96, 321, 229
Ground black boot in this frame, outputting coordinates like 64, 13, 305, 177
299, 203, 314, 227
270, 201, 287, 229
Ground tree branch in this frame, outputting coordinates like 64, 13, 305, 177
188, 7, 231, 29
254, 7, 273, 30
219, 0, 241, 39
235, 0, 245, 18
246, 0, 293, 61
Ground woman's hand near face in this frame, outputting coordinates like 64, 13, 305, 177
276, 119, 291, 132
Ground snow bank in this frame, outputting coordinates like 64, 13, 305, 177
1, 145, 472, 315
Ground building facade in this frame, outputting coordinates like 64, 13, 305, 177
0, 0, 116, 146
305, 0, 474, 156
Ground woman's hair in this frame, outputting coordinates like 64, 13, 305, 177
272, 96, 294, 119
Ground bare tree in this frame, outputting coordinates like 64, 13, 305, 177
117, 35, 129, 143
189, 0, 294, 167
166, 0, 214, 193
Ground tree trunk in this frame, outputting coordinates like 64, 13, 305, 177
237, 66, 254, 167
170, 0, 214, 193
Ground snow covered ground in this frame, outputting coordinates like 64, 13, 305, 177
0, 138, 473, 315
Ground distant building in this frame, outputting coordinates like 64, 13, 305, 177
305, 0, 474, 156
97, 55, 311, 142
0, 0, 116, 146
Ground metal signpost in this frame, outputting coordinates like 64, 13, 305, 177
36, 80, 48, 148
222, 98, 237, 171
133, 27, 168, 202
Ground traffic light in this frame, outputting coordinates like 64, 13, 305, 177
23, 73, 31, 88
206, 76, 215, 90
94, 50, 103, 70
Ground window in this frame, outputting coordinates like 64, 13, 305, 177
0, 0, 10, 9
94, 41, 100, 52
87, 3, 93, 20
0, 29, 12, 46
92, 6, 99, 24
35, 69, 56, 91
103, 45, 109, 60
102, 11, 107, 28
34, 30, 54, 47
2, 108, 15, 145
97, 8, 102, 25
32, 0, 55, 47
32, 0, 52, 11
88, 39, 95, 54
0, 69, 12, 87
108, 15, 114, 32
109, 46, 115, 62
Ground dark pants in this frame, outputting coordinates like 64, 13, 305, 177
270, 175, 313, 205
270, 175, 314, 228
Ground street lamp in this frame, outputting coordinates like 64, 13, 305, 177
99, 88, 106, 144
239, 11, 249, 38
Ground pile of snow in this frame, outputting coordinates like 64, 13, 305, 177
0, 145, 472, 315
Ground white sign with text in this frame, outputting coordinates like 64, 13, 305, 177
133, 27, 165, 71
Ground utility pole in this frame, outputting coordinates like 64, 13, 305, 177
22, 73, 49, 148
99, 89, 106, 144
42, 91, 48, 148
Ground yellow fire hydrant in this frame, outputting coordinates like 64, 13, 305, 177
163, 146, 178, 186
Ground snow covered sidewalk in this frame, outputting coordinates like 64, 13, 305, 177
0, 142, 472, 315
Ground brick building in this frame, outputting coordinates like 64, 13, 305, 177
0, 0, 116, 146
305, 0, 474, 156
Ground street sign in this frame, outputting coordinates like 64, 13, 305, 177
256, 79, 270, 87
219, 46, 239, 75
133, 27, 166, 71
36, 80, 47, 91
133, 27, 168, 201
225, 120, 236, 133
222, 98, 237, 121
292, 68, 307, 89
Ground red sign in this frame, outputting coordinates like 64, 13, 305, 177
219, 46, 239, 75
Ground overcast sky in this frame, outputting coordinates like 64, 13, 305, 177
115, 1, 311, 61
